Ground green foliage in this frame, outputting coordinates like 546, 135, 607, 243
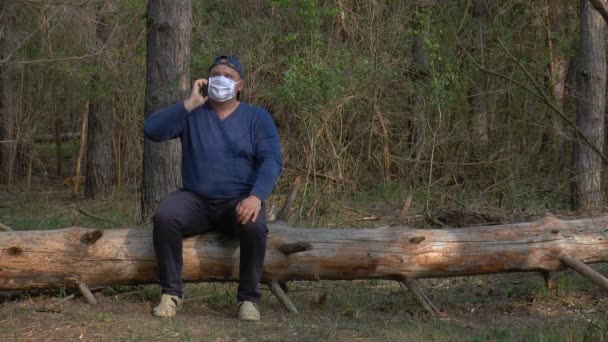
5, 0, 593, 220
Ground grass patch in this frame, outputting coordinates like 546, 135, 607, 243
33, 140, 81, 174
0, 191, 140, 230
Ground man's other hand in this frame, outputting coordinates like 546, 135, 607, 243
236, 195, 262, 224
184, 79, 208, 112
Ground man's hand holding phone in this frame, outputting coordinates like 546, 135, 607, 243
184, 79, 208, 112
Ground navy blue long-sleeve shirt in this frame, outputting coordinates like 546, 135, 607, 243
143, 101, 282, 201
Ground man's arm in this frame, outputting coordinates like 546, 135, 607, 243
143, 79, 208, 142
250, 112, 283, 202
235, 111, 282, 225
143, 103, 190, 142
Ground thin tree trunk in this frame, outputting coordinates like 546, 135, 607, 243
23, 103, 35, 192
141, 0, 191, 221
571, 0, 606, 210
470, 0, 489, 154
74, 102, 88, 193
85, 0, 118, 199
54, 116, 63, 179
0, 1, 19, 191
562, 57, 578, 171
540, 0, 568, 169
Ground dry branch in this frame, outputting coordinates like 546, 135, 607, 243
560, 256, 608, 292
1, 216, 608, 292
276, 177, 301, 222
77, 282, 97, 305
401, 278, 438, 314
35, 132, 80, 143
269, 281, 298, 314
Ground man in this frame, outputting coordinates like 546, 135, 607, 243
143, 54, 282, 321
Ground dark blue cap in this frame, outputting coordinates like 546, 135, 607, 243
209, 54, 244, 79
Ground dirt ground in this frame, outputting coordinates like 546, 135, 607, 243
1, 273, 607, 341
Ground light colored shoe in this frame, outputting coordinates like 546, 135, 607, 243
153, 294, 183, 318
237, 301, 260, 321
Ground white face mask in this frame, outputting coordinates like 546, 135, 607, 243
208, 76, 239, 102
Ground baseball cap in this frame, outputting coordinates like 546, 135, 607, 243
209, 54, 244, 79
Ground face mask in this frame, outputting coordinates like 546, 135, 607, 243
208, 76, 239, 102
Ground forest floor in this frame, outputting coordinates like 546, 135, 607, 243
1, 186, 608, 341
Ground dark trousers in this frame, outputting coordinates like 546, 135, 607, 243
152, 191, 267, 302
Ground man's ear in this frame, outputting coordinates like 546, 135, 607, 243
237, 79, 245, 92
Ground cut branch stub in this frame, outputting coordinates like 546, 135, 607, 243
277, 242, 312, 255
6, 246, 22, 256
80, 229, 103, 245
409, 236, 425, 244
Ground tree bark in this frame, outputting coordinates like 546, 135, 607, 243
141, 0, 191, 221
469, 0, 489, 153
411, 32, 429, 78
85, 0, 118, 199
1, 216, 608, 291
0, 1, 20, 191
545, 1, 568, 108
540, 0, 568, 169
572, 0, 606, 210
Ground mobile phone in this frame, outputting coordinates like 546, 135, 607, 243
200, 83, 208, 97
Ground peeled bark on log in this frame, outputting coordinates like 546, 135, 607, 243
1, 216, 608, 291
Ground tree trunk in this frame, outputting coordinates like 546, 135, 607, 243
469, 0, 489, 154
571, 0, 606, 210
54, 116, 63, 179
1, 216, 608, 291
85, 0, 118, 199
411, 32, 429, 78
141, 0, 191, 221
545, 1, 568, 108
22, 91, 35, 192
0, 1, 19, 191
539, 0, 568, 169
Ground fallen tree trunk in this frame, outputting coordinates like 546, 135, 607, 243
1, 216, 608, 291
